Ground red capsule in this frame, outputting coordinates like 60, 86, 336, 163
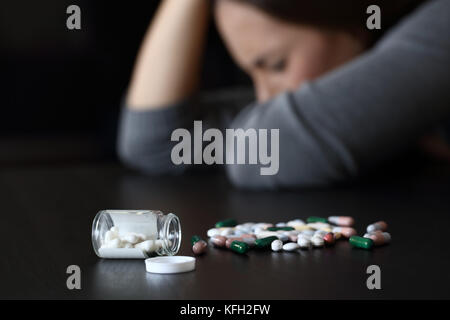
323, 232, 335, 245
192, 240, 208, 255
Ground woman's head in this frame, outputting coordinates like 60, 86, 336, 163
214, 0, 425, 102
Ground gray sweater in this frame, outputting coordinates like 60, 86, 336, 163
118, 0, 450, 189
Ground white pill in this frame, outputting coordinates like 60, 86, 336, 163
298, 234, 311, 241
105, 230, 118, 243
308, 222, 331, 230
298, 237, 311, 249
283, 243, 300, 251
135, 240, 156, 252
276, 222, 287, 227
271, 239, 283, 252
311, 236, 324, 247
121, 233, 140, 244
123, 242, 134, 248
220, 228, 234, 236
241, 237, 256, 247
103, 238, 122, 248
287, 219, 305, 227
110, 226, 119, 234
314, 230, 327, 238
207, 228, 220, 237
301, 229, 315, 236
277, 234, 289, 242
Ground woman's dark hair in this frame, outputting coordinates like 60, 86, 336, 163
219, 0, 427, 45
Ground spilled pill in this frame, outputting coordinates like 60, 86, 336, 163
192, 240, 208, 255
332, 227, 357, 238
307, 216, 328, 224
323, 232, 335, 245
271, 239, 283, 251
311, 236, 324, 247
226, 237, 243, 248
298, 237, 311, 249
349, 236, 373, 250
215, 219, 237, 228
283, 242, 300, 251
328, 216, 354, 227
364, 232, 391, 246
367, 221, 388, 233
230, 241, 250, 254
210, 235, 227, 247
255, 236, 278, 248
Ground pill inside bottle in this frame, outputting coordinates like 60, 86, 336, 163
92, 210, 181, 259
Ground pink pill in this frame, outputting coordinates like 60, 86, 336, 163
333, 227, 357, 238
211, 235, 227, 247
367, 221, 388, 233
328, 216, 354, 227
240, 234, 256, 239
365, 232, 391, 246
289, 235, 298, 242
192, 240, 208, 255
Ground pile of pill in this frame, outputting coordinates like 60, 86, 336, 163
191, 217, 391, 255
100, 226, 165, 254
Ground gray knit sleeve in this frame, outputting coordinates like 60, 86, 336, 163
225, 0, 450, 189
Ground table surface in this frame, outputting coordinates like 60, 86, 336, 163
1, 162, 450, 299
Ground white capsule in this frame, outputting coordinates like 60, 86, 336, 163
298, 237, 311, 249
241, 237, 256, 247
276, 222, 287, 227
311, 236, 324, 247
102, 238, 122, 248
105, 230, 118, 243
308, 222, 332, 230
277, 234, 289, 242
283, 243, 300, 251
271, 239, 283, 252
287, 219, 305, 227
110, 226, 119, 234
220, 228, 234, 236
122, 242, 134, 248
207, 228, 220, 238
121, 233, 141, 244
256, 231, 279, 239
135, 240, 156, 252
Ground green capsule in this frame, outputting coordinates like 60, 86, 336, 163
215, 218, 237, 228
230, 241, 250, 254
349, 236, 374, 250
254, 236, 278, 248
307, 216, 328, 224
191, 235, 202, 246
267, 226, 295, 231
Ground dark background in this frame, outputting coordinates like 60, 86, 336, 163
0, 0, 249, 166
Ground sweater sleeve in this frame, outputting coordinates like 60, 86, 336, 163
225, 0, 450, 189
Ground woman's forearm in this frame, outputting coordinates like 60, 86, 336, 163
126, 0, 210, 110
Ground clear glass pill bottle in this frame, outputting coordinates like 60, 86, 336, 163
92, 210, 181, 259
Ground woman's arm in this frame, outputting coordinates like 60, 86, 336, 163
126, 0, 210, 109
226, 0, 450, 189
118, 0, 211, 174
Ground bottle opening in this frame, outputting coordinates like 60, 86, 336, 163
161, 213, 181, 256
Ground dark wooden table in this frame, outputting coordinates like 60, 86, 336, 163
1, 162, 450, 299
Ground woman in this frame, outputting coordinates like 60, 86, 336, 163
118, 0, 450, 189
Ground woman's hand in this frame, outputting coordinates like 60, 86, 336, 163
127, 0, 210, 110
